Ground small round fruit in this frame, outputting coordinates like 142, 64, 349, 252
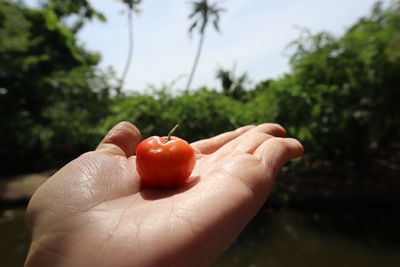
136, 135, 196, 188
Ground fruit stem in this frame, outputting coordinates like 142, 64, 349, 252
166, 124, 179, 143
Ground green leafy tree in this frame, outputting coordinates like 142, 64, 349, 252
186, 0, 224, 90
0, 0, 115, 172
269, 1, 400, 162
40, 0, 106, 32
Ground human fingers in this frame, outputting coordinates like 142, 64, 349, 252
191, 125, 254, 154
220, 123, 286, 153
254, 137, 304, 177
234, 132, 274, 154
96, 121, 141, 157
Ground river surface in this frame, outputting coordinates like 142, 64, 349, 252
1, 207, 399, 266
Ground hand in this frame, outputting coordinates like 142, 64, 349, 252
25, 122, 303, 267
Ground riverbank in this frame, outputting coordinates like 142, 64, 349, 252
1, 151, 399, 209
268, 151, 400, 210
0, 170, 55, 206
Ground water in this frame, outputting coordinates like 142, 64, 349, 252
0, 208, 27, 267
1, 207, 400, 266
214, 208, 400, 267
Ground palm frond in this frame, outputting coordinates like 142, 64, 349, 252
212, 18, 220, 32
187, 0, 224, 34
120, 0, 142, 13
189, 20, 199, 33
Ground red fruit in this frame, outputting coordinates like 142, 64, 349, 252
136, 126, 196, 188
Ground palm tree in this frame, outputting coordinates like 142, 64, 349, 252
186, 0, 225, 90
120, 0, 142, 90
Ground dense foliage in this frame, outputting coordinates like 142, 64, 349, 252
0, 0, 116, 170
272, 2, 400, 161
1, 0, 399, 173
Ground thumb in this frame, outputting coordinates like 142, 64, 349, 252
96, 121, 141, 157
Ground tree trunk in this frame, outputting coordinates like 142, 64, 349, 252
186, 32, 205, 90
121, 10, 134, 90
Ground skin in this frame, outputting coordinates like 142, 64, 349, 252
25, 122, 303, 267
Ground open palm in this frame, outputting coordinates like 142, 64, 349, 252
25, 122, 303, 267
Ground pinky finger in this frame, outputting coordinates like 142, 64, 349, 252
254, 137, 304, 177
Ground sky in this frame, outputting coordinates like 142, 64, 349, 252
28, 0, 392, 92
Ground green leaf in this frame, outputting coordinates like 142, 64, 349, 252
44, 9, 58, 30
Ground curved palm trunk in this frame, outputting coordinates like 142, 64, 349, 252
121, 10, 134, 90
186, 32, 205, 90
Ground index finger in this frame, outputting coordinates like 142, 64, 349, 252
191, 125, 255, 154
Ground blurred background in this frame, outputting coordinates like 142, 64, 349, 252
1, 0, 399, 266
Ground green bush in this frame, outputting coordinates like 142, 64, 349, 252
102, 88, 252, 143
